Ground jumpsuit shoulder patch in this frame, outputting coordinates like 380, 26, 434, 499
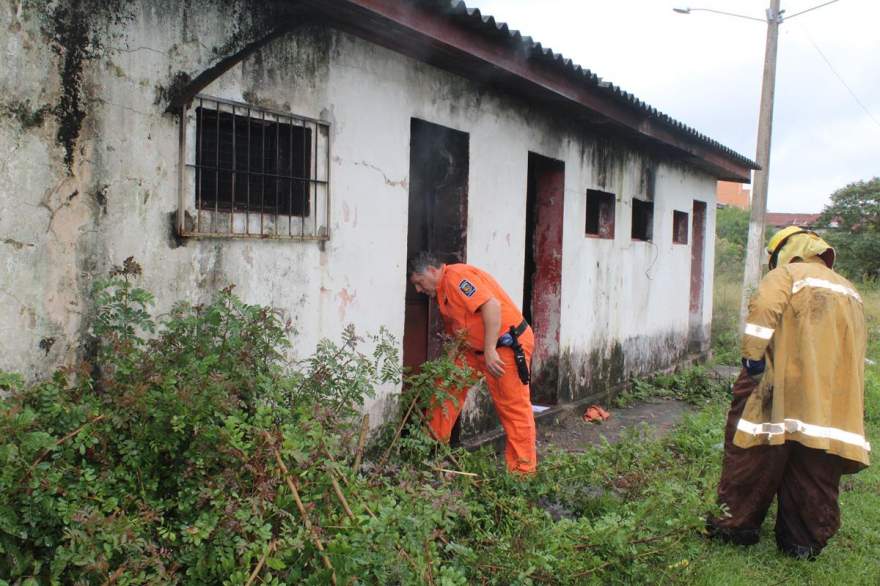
458, 279, 477, 297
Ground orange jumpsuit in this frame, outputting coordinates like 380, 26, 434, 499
427, 263, 537, 474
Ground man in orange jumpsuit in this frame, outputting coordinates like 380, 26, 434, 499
407, 251, 537, 474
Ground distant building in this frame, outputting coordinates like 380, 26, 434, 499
765, 213, 824, 230
716, 180, 751, 210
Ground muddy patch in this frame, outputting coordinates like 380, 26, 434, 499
536, 397, 694, 456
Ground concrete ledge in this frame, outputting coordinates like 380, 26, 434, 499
461, 351, 711, 452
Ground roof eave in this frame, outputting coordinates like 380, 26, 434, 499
304, 0, 756, 182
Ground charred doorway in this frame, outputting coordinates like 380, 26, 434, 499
403, 117, 469, 391
688, 200, 707, 352
523, 153, 565, 404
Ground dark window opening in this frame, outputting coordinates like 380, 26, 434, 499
585, 189, 615, 239
673, 210, 689, 244
631, 198, 654, 241
195, 107, 312, 216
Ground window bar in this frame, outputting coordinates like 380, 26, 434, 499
260, 110, 266, 236
301, 120, 307, 238
289, 116, 294, 237
310, 121, 316, 238
325, 122, 331, 241
246, 107, 251, 235
274, 115, 280, 237
230, 104, 236, 235
214, 100, 220, 234
196, 98, 204, 234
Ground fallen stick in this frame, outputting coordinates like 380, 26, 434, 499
244, 540, 276, 586
263, 433, 337, 585
378, 392, 420, 468
352, 413, 369, 473
327, 467, 355, 520
432, 467, 478, 478
321, 448, 378, 520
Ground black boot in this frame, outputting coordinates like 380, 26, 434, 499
705, 517, 760, 546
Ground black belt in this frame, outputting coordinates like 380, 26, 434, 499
507, 319, 529, 340
474, 320, 531, 385
474, 320, 529, 354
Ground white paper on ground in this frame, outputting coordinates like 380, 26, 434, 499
532, 405, 550, 413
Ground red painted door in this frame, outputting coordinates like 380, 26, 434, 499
689, 200, 707, 351
524, 153, 565, 404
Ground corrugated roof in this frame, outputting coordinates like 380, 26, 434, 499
435, 0, 757, 169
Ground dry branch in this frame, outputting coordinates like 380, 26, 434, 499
244, 540, 276, 586
353, 413, 369, 472
263, 432, 337, 585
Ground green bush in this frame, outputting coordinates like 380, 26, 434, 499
0, 262, 734, 585
0, 261, 408, 584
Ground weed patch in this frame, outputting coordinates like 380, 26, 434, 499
1, 263, 878, 584
615, 366, 731, 408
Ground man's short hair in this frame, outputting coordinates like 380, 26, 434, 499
407, 251, 442, 277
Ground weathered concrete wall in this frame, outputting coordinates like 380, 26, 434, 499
0, 0, 718, 431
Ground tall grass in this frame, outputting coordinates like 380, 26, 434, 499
711, 274, 742, 365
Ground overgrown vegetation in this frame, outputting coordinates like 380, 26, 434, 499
3, 262, 878, 584
711, 206, 750, 365
819, 177, 880, 280
614, 367, 730, 408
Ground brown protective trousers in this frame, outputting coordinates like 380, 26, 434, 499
426, 329, 536, 474
709, 370, 846, 556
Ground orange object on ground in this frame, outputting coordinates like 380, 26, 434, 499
427, 264, 537, 474
583, 404, 611, 423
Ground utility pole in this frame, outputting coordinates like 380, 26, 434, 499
739, 0, 782, 329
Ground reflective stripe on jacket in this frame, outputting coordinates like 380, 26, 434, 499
738, 258, 870, 469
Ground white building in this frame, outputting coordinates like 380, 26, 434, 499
0, 0, 755, 437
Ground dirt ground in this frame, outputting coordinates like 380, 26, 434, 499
535, 398, 696, 456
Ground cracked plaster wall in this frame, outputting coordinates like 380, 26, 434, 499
0, 1, 718, 429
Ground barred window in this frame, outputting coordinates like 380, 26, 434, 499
179, 96, 330, 239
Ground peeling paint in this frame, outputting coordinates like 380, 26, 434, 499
336, 287, 356, 322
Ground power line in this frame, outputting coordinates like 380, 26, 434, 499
795, 22, 880, 131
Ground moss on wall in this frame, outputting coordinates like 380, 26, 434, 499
28, 0, 132, 171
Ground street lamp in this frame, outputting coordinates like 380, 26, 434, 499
674, 0, 839, 334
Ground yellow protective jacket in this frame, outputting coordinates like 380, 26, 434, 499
738, 257, 870, 470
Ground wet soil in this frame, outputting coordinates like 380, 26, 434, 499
536, 398, 695, 456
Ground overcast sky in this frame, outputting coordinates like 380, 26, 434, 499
468, 0, 880, 213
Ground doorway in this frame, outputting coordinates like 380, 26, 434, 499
402, 117, 469, 375
688, 200, 707, 352
523, 153, 565, 404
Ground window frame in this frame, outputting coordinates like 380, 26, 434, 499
585, 188, 616, 239
177, 95, 331, 241
672, 210, 689, 245
631, 197, 654, 242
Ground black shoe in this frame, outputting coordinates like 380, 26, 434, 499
705, 518, 760, 546
777, 539, 819, 561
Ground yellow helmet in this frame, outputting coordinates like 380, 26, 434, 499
766, 225, 806, 257
766, 225, 834, 270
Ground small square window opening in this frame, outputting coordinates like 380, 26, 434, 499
673, 210, 689, 244
631, 198, 654, 241
585, 189, 615, 239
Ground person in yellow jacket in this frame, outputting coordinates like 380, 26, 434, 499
707, 226, 870, 559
